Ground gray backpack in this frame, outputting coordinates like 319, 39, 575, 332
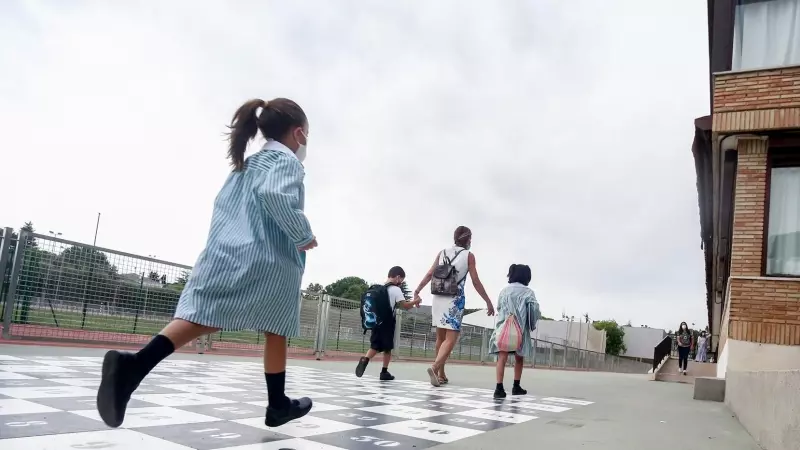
431, 249, 467, 296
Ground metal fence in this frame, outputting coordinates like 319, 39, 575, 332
0, 228, 650, 374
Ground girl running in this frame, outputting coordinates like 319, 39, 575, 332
96, 98, 318, 429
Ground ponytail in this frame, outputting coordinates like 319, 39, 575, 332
227, 99, 267, 171
225, 97, 307, 171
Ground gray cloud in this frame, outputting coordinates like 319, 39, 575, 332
0, 0, 710, 329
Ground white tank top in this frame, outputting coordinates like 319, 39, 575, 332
438, 246, 470, 288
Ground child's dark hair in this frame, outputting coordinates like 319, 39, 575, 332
227, 98, 307, 171
454, 226, 472, 248
507, 264, 532, 286
388, 266, 406, 278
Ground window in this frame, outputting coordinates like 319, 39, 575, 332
766, 151, 800, 276
732, 0, 800, 71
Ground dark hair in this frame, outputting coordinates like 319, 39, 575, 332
388, 266, 406, 278
454, 226, 472, 248
679, 322, 689, 332
507, 264, 532, 286
227, 98, 307, 171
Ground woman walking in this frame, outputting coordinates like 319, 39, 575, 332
413, 226, 494, 386
695, 330, 708, 363
676, 322, 693, 375
488, 264, 537, 399
96, 98, 318, 429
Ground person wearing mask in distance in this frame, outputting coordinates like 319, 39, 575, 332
355, 266, 421, 381
413, 226, 495, 387
96, 98, 318, 429
676, 322, 693, 375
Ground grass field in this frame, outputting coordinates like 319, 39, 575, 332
10, 307, 481, 360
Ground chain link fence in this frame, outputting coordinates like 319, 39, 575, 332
0, 227, 650, 374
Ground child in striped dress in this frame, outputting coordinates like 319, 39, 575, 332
96, 98, 318, 429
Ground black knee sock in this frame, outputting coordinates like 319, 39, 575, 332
134, 334, 175, 379
265, 372, 290, 409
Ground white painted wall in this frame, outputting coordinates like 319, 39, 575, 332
621, 326, 667, 360
717, 340, 729, 378
720, 339, 800, 378
460, 314, 606, 353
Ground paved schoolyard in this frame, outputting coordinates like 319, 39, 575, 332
0, 344, 758, 449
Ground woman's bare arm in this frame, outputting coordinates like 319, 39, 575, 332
468, 253, 494, 315
414, 254, 439, 297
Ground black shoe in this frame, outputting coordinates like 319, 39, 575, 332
493, 387, 507, 399
97, 350, 141, 428
379, 371, 395, 381
512, 385, 527, 396
355, 357, 369, 378
265, 397, 313, 428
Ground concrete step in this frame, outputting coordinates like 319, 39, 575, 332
655, 357, 717, 384
693, 377, 725, 402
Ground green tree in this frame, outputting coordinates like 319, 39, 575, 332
9, 222, 56, 323
305, 282, 324, 293
399, 281, 412, 300
593, 320, 627, 356
325, 276, 369, 309
540, 315, 553, 321
175, 270, 191, 286
325, 276, 369, 300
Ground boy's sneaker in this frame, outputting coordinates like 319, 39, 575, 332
493, 386, 507, 399
379, 370, 395, 381
512, 385, 527, 396
355, 357, 369, 378
265, 397, 313, 428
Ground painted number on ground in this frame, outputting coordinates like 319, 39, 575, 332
351, 435, 400, 446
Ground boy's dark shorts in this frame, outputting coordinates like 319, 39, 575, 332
370, 322, 395, 353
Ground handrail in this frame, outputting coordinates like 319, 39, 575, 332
653, 335, 672, 372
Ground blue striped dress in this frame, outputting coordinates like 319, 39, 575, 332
174, 140, 314, 336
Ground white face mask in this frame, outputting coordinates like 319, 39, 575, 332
295, 131, 308, 162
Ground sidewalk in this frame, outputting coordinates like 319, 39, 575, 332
0, 343, 760, 450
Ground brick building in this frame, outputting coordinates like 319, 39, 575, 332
693, 0, 800, 377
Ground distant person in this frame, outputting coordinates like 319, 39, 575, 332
488, 264, 539, 399
96, 98, 318, 429
355, 266, 421, 380
676, 322, 693, 375
413, 225, 495, 387
694, 330, 708, 363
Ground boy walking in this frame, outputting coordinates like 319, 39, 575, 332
356, 266, 420, 380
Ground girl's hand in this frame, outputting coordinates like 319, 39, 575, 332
298, 238, 318, 251
485, 302, 495, 316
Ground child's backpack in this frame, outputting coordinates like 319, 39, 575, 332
360, 283, 394, 334
497, 314, 524, 353
431, 249, 467, 296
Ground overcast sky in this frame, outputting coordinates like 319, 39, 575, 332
0, 0, 711, 331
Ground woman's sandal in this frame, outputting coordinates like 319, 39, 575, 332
426, 366, 441, 387
433, 366, 449, 385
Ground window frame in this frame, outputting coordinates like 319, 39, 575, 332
763, 145, 800, 277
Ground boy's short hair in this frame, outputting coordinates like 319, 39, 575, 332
388, 266, 406, 278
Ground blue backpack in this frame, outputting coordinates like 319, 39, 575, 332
361, 283, 394, 334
